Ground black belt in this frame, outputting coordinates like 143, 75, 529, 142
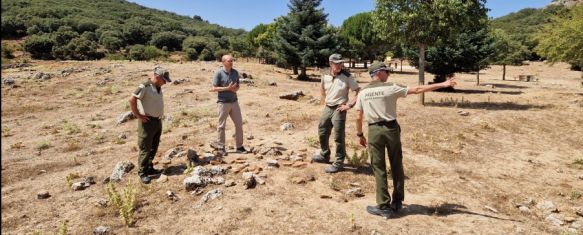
369, 120, 397, 126
326, 104, 339, 109
147, 116, 161, 120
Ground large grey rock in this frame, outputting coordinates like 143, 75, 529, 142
33, 72, 51, 80
116, 111, 135, 125
183, 166, 228, 190
346, 187, 365, 197
537, 200, 559, 214
110, 161, 135, 181
162, 147, 185, 161
545, 213, 564, 226
93, 226, 111, 235
199, 189, 222, 203
2, 78, 15, 86
266, 159, 279, 167
71, 181, 90, 191
184, 175, 205, 190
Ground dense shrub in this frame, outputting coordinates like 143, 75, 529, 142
198, 48, 214, 61
99, 31, 125, 52
53, 37, 103, 60
1, 16, 27, 38
184, 48, 198, 61
150, 31, 183, 51
23, 35, 55, 59
128, 44, 146, 60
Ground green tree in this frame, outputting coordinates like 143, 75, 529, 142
408, 28, 495, 86
535, 5, 583, 70
99, 30, 125, 52
490, 29, 530, 80
373, 0, 488, 104
340, 12, 388, 68
53, 37, 102, 60
276, 0, 337, 80
1, 16, 27, 38
128, 44, 146, 61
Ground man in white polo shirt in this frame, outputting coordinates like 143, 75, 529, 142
129, 66, 171, 184
312, 53, 360, 173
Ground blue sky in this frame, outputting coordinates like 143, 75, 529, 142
130, 0, 552, 31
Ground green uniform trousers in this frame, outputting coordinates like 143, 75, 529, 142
318, 105, 347, 165
367, 120, 404, 208
137, 117, 162, 176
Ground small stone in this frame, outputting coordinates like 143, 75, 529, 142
110, 161, 135, 181
346, 187, 365, 197
247, 135, 254, 140
292, 161, 308, 168
572, 206, 583, 217
484, 205, 499, 213
578, 175, 583, 180
156, 174, 168, 183
537, 200, 558, 214
72, 182, 90, 191
166, 191, 177, 200
290, 155, 303, 162
37, 190, 50, 199
570, 220, 583, 229
93, 226, 111, 235
84, 176, 96, 184
320, 195, 332, 199
280, 123, 294, 131
518, 206, 531, 214
242, 172, 256, 189
39, 170, 47, 174
95, 198, 108, 208
564, 216, 576, 223
457, 110, 469, 116
349, 182, 361, 187
224, 180, 236, 187
291, 177, 306, 184
118, 133, 127, 139
266, 159, 279, 167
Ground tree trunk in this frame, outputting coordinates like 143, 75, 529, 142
293, 66, 298, 75
400, 59, 403, 72
363, 61, 367, 69
476, 69, 480, 86
502, 64, 506, 80
297, 67, 308, 81
418, 45, 426, 105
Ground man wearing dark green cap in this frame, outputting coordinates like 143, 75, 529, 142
312, 53, 360, 173
129, 66, 171, 184
355, 62, 457, 217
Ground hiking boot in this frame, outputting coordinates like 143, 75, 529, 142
325, 163, 343, 173
218, 148, 228, 157
390, 200, 403, 213
236, 146, 249, 154
140, 175, 151, 184
144, 168, 163, 176
312, 152, 330, 163
366, 205, 393, 218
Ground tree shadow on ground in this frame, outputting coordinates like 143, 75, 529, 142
426, 101, 550, 110
390, 203, 522, 222
480, 83, 529, 89
342, 165, 373, 175
160, 164, 187, 176
451, 89, 523, 95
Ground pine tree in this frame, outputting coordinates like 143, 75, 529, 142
276, 0, 336, 80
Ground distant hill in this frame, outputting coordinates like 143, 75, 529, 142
0, 0, 247, 61
489, 5, 569, 59
550, 0, 583, 7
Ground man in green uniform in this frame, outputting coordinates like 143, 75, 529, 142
354, 62, 456, 217
129, 66, 171, 184
312, 53, 360, 173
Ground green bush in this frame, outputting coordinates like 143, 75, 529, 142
143, 45, 165, 60
23, 35, 55, 59
184, 48, 198, 61
150, 31, 183, 51
1, 16, 26, 38
99, 31, 125, 52
1, 43, 15, 59
53, 37, 103, 60
128, 44, 146, 60
198, 48, 214, 61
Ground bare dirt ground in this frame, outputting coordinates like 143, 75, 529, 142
1, 59, 582, 234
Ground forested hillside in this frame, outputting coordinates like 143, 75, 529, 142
1, 0, 248, 61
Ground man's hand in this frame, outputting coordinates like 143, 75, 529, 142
336, 104, 351, 112
443, 77, 457, 88
358, 136, 367, 147
226, 82, 238, 92
138, 114, 149, 123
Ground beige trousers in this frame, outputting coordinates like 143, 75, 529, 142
217, 102, 243, 148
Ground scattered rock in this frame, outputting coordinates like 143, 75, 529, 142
195, 189, 223, 207
519, 206, 531, 214
32, 72, 51, 80
308, 96, 320, 105
116, 111, 135, 125
183, 166, 228, 190
242, 172, 256, 189
224, 180, 236, 187
240, 78, 254, 84
515, 198, 534, 208
156, 174, 168, 183
457, 110, 469, 116
166, 191, 178, 201
84, 176, 96, 184
96, 77, 114, 86
102, 177, 110, 185
162, 146, 185, 161
279, 91, 305, 100
2, 78, 15, 86
346, 187, 365, 197
290, 155, 303, 162
172, 78, 188, 85
118, 133, 127, 139
291, 177, 306, 184
247, 135, 254, 140
570, 220, 583, 230
292, 161, 308, 168
564, 216, 577, 223
573, 206, 583, 217
545, 213, 564, 226
578, 175, 583, 180
37, 190, 50, 199
268, 81, 277, 86
71, 182, 90, 191
93, 67, 111, 76
266, 159, 279, 167
537, 200, 559, 214
94, 198, 108, 208
320, 195, 332, 199
93, 226, 112, 235
280, 123, 294, 131
110, 161, 135, 182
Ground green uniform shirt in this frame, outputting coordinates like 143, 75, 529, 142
321, 70, 359, 106
355, 81, 407, 124
133, 81, 164, 118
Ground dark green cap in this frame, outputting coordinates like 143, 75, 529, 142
368, 62, 390, 74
